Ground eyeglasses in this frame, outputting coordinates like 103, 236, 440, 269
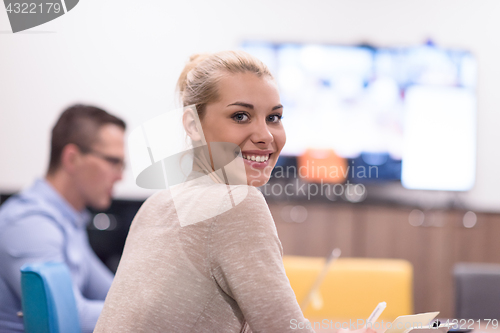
80, 148, 126, 171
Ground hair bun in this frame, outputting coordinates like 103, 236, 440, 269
177, 53, 210, 94
176, 50, 273, 116
188, 53, 206, 63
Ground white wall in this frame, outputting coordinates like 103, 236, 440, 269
1, 0, 499, 211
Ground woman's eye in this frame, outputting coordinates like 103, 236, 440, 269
232, 113, 249, 123
267, 114, 282, 123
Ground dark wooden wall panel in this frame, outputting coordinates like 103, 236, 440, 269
270, 202, 500, 319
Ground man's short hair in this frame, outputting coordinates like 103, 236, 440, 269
48, 104, 126, 174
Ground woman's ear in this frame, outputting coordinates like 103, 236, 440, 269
183, 108, 204, 143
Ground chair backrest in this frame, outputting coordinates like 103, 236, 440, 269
283, 256, 414, 320
454, 262, 500, 320
20, 262, 82, 333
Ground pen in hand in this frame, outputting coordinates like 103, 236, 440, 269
300, 248, 341, 311
366, 302, 386, 328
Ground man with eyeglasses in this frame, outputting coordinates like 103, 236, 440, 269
0, 104, 126, 333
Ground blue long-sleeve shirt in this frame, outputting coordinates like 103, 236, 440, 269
0, 179, 113, 333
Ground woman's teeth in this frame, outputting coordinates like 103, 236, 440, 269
242, 154, 269, 163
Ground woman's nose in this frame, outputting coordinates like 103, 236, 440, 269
251, 120, 273, 145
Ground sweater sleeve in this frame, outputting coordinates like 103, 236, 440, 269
209, 186, 314, 333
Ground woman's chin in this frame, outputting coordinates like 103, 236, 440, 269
244, 164, 274, 187
247, 176, 270, 187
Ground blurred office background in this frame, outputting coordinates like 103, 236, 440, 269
2, 0, 500, 319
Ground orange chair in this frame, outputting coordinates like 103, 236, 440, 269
297, 149, 348, 184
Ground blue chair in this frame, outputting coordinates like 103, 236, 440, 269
20, 262, 81, 333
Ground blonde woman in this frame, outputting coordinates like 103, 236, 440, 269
95, 51, 361, 332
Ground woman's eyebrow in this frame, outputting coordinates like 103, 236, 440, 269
227, 102, 283, 111
227, 102, 253, 109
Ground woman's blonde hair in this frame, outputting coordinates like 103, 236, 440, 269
177, 50, 274, 120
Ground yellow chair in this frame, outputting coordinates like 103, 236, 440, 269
283, 256, 413, 321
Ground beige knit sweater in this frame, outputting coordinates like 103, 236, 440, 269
94, 172, 313, 333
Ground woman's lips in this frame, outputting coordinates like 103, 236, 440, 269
241, 153, 273, 169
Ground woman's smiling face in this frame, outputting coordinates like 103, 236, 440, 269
200, 72, 286, 187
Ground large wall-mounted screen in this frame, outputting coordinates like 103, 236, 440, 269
242, 41, 477, 191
